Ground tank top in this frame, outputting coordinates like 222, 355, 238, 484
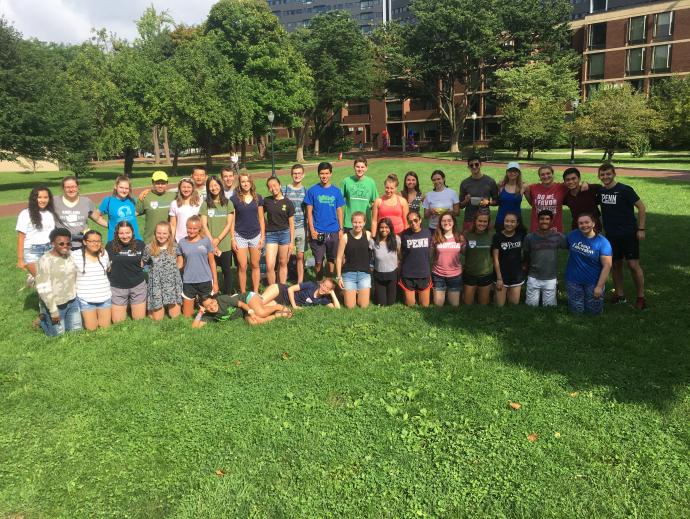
496, 188, 523, 227
343, 231, 370, 272
377, 196, 406, 234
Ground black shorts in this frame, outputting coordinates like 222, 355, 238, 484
462, 272, 495, 287
398, 277, 432, 292
608, 234, 639, 261
183, 281, 213, 300
310, 231, 340, 264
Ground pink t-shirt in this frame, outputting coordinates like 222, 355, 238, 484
432, 237, 464, 277
528, 183, 568, 232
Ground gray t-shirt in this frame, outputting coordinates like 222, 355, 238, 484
177, 236, 214, 284
459, 175, 498, 221
54, 196, 95, 246
523, 231, 567, 280
369, 236, 400, 273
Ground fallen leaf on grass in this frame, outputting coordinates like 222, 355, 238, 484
232, 360, 241, 366
569, 391, 579, 397
554, 432, 561, 438
527, 433, 539, 442
509, 401, 522, 410
281, 351, 290, 360
215, 469, 225, 477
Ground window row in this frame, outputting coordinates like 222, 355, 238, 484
587, 45, 672, 80
587, 12, 674, 50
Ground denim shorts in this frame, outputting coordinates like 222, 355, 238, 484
431, 272, 463, 292
24, 243, 51, 263
265, 228, 291, 245
342, 271, 372, 291
78, 297, 112, 312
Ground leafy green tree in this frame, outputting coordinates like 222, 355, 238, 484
650, 77, 690, 149
378, 0, 573, 152
494, 60, 579, 158
573, 83, 666, 161
292, 11, 379, 159
205, 0, 314, 161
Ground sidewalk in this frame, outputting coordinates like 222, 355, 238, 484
1, 155, 687, 217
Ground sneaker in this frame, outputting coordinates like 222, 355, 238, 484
610, 293, 627, 304
634, 297, 647, 310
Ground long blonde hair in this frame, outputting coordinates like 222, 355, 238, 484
149, 221, 175, 257
176, 178, 201, 207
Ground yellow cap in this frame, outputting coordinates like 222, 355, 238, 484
151, 170, 168, 182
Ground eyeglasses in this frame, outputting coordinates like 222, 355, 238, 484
408, 218, 421, 223
469, 163, 481, 168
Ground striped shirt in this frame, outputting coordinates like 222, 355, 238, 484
72, 249, 112, 303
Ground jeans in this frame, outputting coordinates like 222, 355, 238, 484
39, 298, 82, 337
567, 281, 604, 315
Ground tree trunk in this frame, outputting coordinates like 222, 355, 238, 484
256, 134, 266, 159
449, 124, 461, 154
516, 147, 522, 158
607, 149, 614, 161
124, 147, 135, 176
172, 148, 180, 175
205, 150, 213, 169
601, 149, 608, 161
314, 136, 320, 156
527, 146, 534, 159
162, 126, 171, 165
294, 125, 307, 163
152, 126, 160, 165
241, 139, 247, 166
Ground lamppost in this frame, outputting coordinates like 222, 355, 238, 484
569, 99, 579, 164
267, 110, 276, 178
471, 112, 477, 150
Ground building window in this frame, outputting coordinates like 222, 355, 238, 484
626, 48, 645, 75
651, 44, 671, 73
483, 96, 498, 116
590, 0, 607, 14
628, 16, 646, 44
589, 23, 607, 50
627, 79, 645, 92
347, 103, 370, 116
653, 12, 673, 40
387, 101, 403, 121
588, 53, 605, 80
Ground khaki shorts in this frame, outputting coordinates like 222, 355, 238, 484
111, 281, 147, 306
294, 226, 308, 253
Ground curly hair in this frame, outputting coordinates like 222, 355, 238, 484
27, 185, 58, 230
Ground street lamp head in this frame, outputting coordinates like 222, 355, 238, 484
471, 112, 477, 121
267, 111, 275, 124
572, 99, 580, 109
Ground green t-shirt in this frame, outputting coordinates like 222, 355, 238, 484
463, 231, 495, 277
199, 201, 234, 253
136, 190, 176, 243
341, 175, 379, 227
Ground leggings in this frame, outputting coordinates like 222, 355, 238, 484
218, 250, 234, 295
374, 271, 398, 306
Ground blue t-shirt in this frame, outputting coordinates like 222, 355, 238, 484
294, 282, 332, 307
177, 236, 214, 283
99, 196, 142, 242
496, 189, 523, 227
565, 230, 612, 286
230, 193, 263, 239
304, 184, 345, 233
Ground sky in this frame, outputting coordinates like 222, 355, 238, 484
0, 0, 218, 44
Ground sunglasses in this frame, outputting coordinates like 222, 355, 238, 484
54, 241, 71, 246
469, 162, 481, 168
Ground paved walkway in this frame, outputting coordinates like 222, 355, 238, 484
1, 155, 687, 217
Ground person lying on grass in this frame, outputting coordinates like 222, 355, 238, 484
192, 292, 292, 328
259, 279, 341, 310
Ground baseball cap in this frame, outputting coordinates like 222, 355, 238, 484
506, 161, 521, 171
151, 170, 168, 182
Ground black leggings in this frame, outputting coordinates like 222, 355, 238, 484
217, 251, 234, 295
374, 271, 398, 306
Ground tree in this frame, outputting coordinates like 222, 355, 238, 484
378, 0, 573, 152
573, 83, 666, 161
650, 77, 690, 149
291, 11, 379, 160
205, 0, 314, 162
494, 60, 579, 158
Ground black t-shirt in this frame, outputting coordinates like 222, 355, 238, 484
264, 196, 295, 232
597, 182, 640, 236
491, 230, 525, 284
400, 228, 431, 279
201, 294, 245, 322
105, 239, 146, 289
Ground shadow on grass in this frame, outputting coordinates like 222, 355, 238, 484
419, 211, 690, 409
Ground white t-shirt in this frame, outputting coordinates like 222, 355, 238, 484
72, 248, 112, 303
169, 201, 201, 243
422, 188, 460, 229
15, 209, 56, 246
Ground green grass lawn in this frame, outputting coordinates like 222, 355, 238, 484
1, 161, 689, 516
423, 149, 690, 172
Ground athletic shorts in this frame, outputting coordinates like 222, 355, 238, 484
111, 281, 147, 306
183, 281, 213, 300
608, 233, 639, 261
398, 277, 432, 292
462, 272, 495, 287
234, 232, 261, 249
431, 272, 463, 292
310, 231, 339, 264
294, 226, 308, 253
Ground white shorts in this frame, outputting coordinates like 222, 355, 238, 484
233, 232, 261, 249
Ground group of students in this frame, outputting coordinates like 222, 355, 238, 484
15, 155, 647, 335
